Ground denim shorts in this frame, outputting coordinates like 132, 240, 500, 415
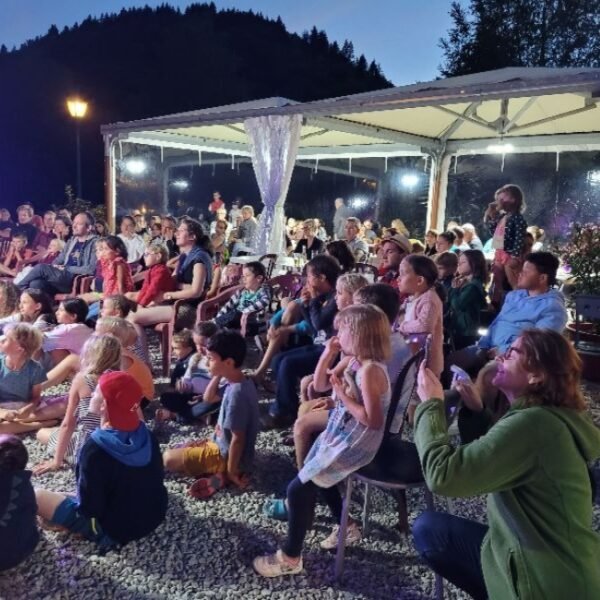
51, 497, 118, 552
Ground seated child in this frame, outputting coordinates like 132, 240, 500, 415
163, 330, 260, 498
0, 233, 33, 278
99, 295, 145, 361
213, 261, 271, 332
0, 288, 56, 335
0, 435, 39, 571
14, 238, 65, 284
40, 298, 93, 370
80, 236, 134, 305
35, 371, 168, 551
95, 317, 154, 401
157, 322, 221, 423
0, 323, 57, 435
125, 243, 175, 307
35, 334, 123, 472
434, 251, 458, 296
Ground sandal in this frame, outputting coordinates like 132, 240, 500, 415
189, 472, 227, 500
263, 498, 288, 521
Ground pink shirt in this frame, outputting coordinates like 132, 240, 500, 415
398, 288, 444, 377
42, 323, 94, 354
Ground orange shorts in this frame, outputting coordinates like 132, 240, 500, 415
182, 440, 227, 477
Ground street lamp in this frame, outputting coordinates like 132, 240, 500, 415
66, 98, 88, 198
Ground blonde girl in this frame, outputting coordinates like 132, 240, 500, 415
0, 323, 52, 434
255, 305, 391, 577
95, 317, 154, 400
34, 334, 122, 474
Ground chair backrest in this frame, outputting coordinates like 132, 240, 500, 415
259, 254, 278, 279
352, 262, 379, 281
269, 273, 303, 299
196, 284, 242, 322
384, 348, 425, 437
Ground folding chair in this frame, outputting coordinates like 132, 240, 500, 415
334, 348, 444, 599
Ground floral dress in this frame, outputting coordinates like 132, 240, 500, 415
298, 359, 390, 488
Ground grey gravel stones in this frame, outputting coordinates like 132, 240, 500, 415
1, 335, 598, 600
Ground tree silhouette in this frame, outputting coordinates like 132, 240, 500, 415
0, 3, 391, 209
440, 0, 600, 76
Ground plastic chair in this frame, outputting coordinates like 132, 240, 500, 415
54, 274, 90, 302
258, 254, 278, 279
334, 349, 444, 599
196, 284, 242, 323
352, 262, 379, 281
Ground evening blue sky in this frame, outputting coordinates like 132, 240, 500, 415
0, 0, 462, 85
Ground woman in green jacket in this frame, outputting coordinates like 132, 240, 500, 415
447, 249, 488, 350
413, 329, 600, 600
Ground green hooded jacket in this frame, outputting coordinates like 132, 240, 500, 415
415, 398, 600, 600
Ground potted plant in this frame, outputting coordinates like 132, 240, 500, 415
556, 222, 600, 380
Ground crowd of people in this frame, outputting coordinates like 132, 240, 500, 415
0, 185, 598, 600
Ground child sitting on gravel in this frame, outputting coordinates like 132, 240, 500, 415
35, 371, 168, 552
156, 322, 221, 423
0, 435, 39, 571
163, 330, 260, 499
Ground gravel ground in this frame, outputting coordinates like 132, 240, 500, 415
1, 335, 599, 600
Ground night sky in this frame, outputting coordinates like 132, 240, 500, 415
0, 0, 461, 85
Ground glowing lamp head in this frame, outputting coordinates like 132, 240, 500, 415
67, 99, 88, 119
124, 159, 147, 175
401, 174, 419, 188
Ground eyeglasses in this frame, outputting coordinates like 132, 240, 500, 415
503, 346, 523, 360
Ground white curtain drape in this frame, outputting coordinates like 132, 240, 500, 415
244, 114, 302, 255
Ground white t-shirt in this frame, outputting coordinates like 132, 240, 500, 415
118, 233, 146, 263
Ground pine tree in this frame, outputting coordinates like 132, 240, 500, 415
440, 0, 600, 76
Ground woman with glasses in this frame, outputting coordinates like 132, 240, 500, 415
413, 329, 600, 600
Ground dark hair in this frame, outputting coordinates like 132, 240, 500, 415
523, 251, 559, 287
21, 288, 56, 324
354, 283, 400, 326
0, 435, 28, 472
195, 321, 220, 338
207, 330, 246, 367
495, 184, 526, 213
461, 249, 488, 281
326, 240, 355, 273
451, 226, 465, 241
406, 255, 446, 302
243, 261, 266, 280
103, 235, 128, 261
438, 230, 456, 245
55, 215, 72, 229
307, 254, 341, 287
61, 298, 89, 323
78, 211, 95, 227
95, 219, 110, 235
181, 217, 206, 248
434, 251, 458, 270
12, 232, 28, 242
121, 215, 135, 227
104, 294, 135, 317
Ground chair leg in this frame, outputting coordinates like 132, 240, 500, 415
396, 489, 409, 534
425, 488, 435, 511
434, 572, 444, 600
362, 482, 372, 537
334, 476, 353, 581
161, 325, 172, 377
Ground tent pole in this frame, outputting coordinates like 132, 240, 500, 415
104, 135, 115, 231
426, 151, 451, 232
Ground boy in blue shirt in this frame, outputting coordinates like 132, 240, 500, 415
163, 330, 260, 497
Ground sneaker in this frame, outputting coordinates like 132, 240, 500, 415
253, 549, 303, 577
320, 523, 362, 551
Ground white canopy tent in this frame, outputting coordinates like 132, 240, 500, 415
101, 67, 600, 240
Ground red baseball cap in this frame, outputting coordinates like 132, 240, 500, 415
98, 371, 143, 432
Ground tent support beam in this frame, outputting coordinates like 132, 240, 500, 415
439, 102, 482, 142
502, 97, 537, 134
509, 101, 597, 133
307, 115, 439, 150
434, 105, 498, 133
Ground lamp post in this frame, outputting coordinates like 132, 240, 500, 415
66, 98, 88, 199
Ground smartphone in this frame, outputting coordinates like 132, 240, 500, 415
423, 334, 432, 368
450, 364, 472, 385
